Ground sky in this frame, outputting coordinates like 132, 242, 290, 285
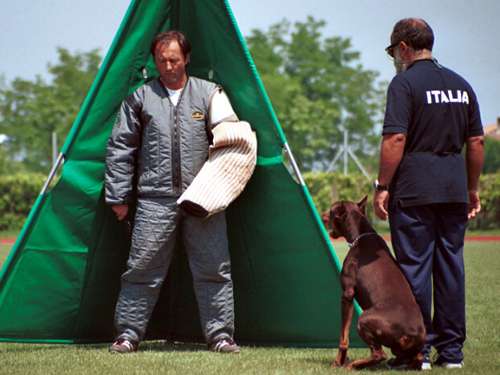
0, 0, 498, 126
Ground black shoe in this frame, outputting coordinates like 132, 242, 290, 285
421, 354, 432, 370
109, 338, 138, 353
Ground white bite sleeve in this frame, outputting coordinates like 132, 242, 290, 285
209, 89, 238, 127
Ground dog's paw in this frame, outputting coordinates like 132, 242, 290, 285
330, 357, 350, 368
345, 362, 356, 371
330, 360, 342, 368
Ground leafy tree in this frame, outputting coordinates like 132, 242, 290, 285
0, 48, 100, 172
247, 17, 385, 171
1, 21, 384, 174
484, 137, 500, 173
0, 142, 27, 175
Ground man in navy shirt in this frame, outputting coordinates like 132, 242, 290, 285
373, 18, 484, 370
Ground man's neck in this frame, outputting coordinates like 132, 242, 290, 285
409, 49, 433, 63
161, 76, 188, 91
396, 49, 433, 73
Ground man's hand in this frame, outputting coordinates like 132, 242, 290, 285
373, 133, 404, 221
112, 204, 129, 221
467, 191, 481, 220
465, 136, 483, 220
373, 191, 390, 220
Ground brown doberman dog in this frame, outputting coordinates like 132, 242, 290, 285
323, 197, 425, 370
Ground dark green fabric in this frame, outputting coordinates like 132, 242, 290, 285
0, 0, 363, 347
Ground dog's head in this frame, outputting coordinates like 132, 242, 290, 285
323, 196, 368, 238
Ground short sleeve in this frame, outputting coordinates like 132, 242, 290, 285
382, 75, 412, 135
466, 86, 484, 137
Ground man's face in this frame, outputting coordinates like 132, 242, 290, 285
389, 41, 413, 74
154, 40, 189, 88
392, 45, 407, 74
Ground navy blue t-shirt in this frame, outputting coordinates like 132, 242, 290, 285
383, 59, 483, 207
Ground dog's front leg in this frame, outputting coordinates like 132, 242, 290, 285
332, 288, 355, 367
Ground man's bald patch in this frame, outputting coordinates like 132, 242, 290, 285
390, 18, 434, 51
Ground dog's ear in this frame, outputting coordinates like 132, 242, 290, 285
357, 196, 368, 215
321, 210, 330, 228
332, 204, 344, 219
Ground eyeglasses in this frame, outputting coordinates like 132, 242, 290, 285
385, 41, 400, 58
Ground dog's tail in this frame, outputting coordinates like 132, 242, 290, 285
395, 335, 425, 369
321, 210, 330, 227
408, 353, 424, 370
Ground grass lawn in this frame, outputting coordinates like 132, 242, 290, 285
0, 241, 498, 374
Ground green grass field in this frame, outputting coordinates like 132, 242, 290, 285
0, 241, 499, 374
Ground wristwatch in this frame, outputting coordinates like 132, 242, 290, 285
373, 179, 388, 192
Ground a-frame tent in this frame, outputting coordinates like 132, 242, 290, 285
0, 0, 362, 347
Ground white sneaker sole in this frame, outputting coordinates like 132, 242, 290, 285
421, 362, 432, 370
442, 362, 464, 369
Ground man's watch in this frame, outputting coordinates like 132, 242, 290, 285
373, 179, 389, 192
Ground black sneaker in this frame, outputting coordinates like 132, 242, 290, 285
109, 338, 138, 353
209, 338, 241, 353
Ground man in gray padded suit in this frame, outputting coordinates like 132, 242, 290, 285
105, 30, 240, 353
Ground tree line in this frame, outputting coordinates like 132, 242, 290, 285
0, 17, 498, 174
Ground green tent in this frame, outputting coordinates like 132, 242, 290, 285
0, 0, 362, 347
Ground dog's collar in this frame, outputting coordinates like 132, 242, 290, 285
348, 232, 379, 248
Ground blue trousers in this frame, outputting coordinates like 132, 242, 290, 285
389, 202, 467, 363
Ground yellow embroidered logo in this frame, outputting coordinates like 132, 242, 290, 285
192, 111, 205, 120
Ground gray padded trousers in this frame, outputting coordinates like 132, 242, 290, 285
114, 197, 234, 344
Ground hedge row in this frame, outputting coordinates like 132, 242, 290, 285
0, 172, 499, 231
0, 173, 46, 231
303, 171, 500, 230
472, 173, 500, 230
304, 172, 376, 223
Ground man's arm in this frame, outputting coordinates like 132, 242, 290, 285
373, 133, 406, 220
105, 92, 143, 220
374, 74, 411, 220
466, 135, 484, 219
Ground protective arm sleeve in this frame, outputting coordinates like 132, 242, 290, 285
104, 92, 143, 205
208, 88, 239, 128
